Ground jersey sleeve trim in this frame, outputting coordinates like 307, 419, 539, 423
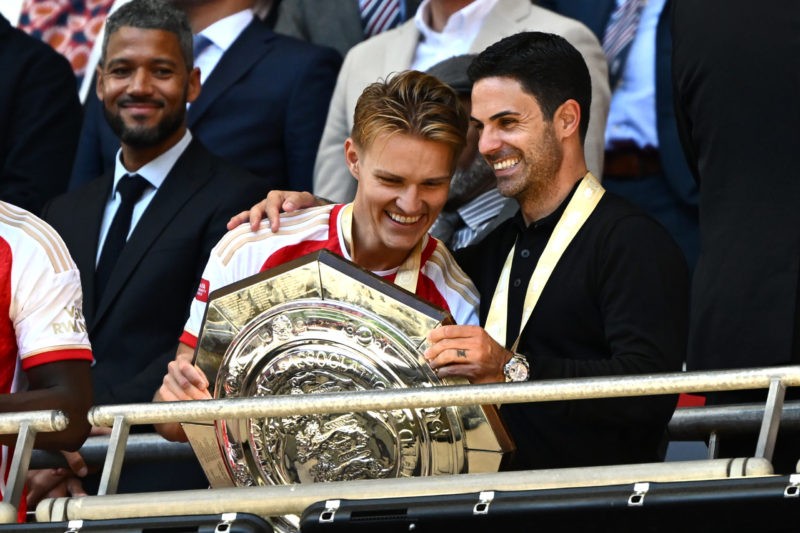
179, 331, 198, 349
21, 348, 93, 370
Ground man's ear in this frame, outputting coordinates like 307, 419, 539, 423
344, 138, 361, 180
554, 99, 581, 140
186, 67, 201, 104
95, 65, 104, 101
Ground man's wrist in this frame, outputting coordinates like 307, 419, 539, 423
503, 352, 530, 382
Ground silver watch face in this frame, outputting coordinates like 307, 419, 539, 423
505, 356, 529, 382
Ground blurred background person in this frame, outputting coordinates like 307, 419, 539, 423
672, 0, 800, 473
275, 0, 421, 57
0, 13, 81, 215
538, 0, 698, 269
312, 0, 610, 204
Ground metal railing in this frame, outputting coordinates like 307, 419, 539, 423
35, 458, 775, 522
9, 364, 800, 524
29, 400, 800, 471
0, 410, 68, 511
83, 365, 800, 496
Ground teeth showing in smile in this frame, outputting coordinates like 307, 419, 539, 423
493, 157, 520, 170
387, 212, 422, 224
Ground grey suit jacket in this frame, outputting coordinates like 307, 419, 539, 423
274, 0, 421, 57
313, 0, 610, 202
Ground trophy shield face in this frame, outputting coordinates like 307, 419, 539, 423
184, 250, 513, 499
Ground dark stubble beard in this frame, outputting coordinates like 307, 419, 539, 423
104, 91, 187, 148
509, 125, 563, 208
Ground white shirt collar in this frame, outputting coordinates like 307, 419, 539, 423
411, 0, 498, 70
112, 130, 193, 193
414, 0, 497, 43
196, 9, 254, 54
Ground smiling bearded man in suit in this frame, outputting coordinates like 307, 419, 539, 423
39, 0, 264, 497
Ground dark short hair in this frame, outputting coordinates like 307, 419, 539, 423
351, 70, 469, 168
468, 31, 592, 143
426, 54, 476, 96
101, 0, 193, 70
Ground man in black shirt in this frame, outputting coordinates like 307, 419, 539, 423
423, 32, 688, 470
241, 32, 688, 470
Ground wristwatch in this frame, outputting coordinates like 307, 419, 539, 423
503, 353, 530, 382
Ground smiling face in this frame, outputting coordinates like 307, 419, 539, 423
347, 132, 453, 271
97, 26, 200, 164
470, 76, 563, 208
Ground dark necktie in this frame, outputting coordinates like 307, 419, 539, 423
95, 174, 149, 303
602, 0, 645, 88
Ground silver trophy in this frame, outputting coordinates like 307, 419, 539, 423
183, 250, 513, 528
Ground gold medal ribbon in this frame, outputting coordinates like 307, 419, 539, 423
340, 203, 422, 293
484, 173, 605, 352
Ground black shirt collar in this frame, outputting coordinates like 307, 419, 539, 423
511, 180, 582, 234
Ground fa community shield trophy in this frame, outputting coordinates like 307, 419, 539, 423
183, 250, 514, 528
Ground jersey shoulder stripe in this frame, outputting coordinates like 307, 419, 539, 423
426, 239, 479, 308
0, 202, 73, 273
215, 205, 335, 267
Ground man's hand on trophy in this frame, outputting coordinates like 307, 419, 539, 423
154, 344, 210, 442
226, 190, 321, 233
424, 325, 511, 384
159, 357, 211, 402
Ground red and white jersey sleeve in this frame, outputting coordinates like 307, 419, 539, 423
180, 204, 480, 348
0, 203, 92, 393
181, 205, 338, 348
419, 239, 479, 327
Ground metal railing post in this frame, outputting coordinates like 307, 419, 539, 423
97, 415, 131, 496
0, 410, 68, 514
5, 421, 36, 509
755, 377, 786, 460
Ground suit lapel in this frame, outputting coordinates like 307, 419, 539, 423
188, 20, 273, 127
93, 141, 214, 324
0, 14, 10, 38
383, 20, 420, 73
71, 177, 112, 326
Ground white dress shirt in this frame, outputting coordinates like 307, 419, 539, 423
411, 0, 498, 71
605, 0, 666, 149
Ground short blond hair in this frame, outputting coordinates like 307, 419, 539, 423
351, 70, 468, 168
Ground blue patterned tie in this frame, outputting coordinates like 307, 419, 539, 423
603, 0, 644, 88
359, 0, 402, 38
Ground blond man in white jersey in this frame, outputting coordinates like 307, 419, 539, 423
155, 70, 480, 442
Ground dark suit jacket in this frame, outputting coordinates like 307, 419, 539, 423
44, 140, 264, 405
672, 0, 800, 371
70, 18, 341, 192
274, 0, 421, 57
0, 14, 81, 214
538, 0, 697, 210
